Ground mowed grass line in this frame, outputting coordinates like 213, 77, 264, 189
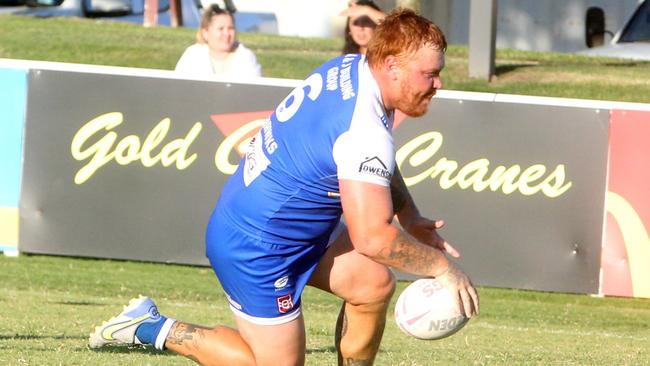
0, 255, 648, 365
2, 15, 650, 103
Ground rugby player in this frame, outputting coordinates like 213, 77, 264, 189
90, 8, 479, 366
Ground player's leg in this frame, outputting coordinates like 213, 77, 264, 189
89, 297, 305, 366
163, 314, 306, 366
198, 211, 309, 365
162, 322, 254, 366
234, 313, 306, 366
308, 226, 396, 365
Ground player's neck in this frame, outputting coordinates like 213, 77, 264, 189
370, 65, 396, 112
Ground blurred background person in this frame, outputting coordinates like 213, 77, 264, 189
175, 2, 262, 78
340, 0, 385, 55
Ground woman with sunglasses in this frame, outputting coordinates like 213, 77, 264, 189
340, 0, 386, 55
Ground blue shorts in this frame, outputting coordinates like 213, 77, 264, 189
206, 214, 344, 325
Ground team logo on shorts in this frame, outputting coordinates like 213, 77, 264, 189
277, 294, 294, 314
274, 275, 290, 290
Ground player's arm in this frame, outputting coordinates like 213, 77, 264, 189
339, 178, 479, 317
390, 166, 460, 257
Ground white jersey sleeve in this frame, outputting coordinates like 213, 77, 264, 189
332, 60, 395, 187
333, 127, 394, 186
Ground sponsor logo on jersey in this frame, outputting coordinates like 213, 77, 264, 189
339, 55, 357, 101
359, 156, 392, 179
277, 294, 294, 314
380, 114, 389, 129
326, 66, 339, 91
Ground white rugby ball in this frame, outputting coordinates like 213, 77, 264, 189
394, 278, 469, 340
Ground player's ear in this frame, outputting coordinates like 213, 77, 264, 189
385, 55, 400, 81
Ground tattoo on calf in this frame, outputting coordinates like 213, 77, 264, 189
166, 323, 210, 347
343, 358, 372, 366
341, 311, 348, 337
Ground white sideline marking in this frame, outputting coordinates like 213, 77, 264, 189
474, 322, 649, 341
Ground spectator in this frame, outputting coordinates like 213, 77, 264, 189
340, 0, 385, 55
175, 3, 262, 78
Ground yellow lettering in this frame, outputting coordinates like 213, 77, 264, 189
114, 135, 141, 165
160, 122, 202, 169
141, 118, 170, 167
395, 132, 442, 186
517, 165, 546, 195
459, 159, 490, 192
214, 119, 265, 175
540, 165, 573, 198
71, 112, 122, 185
396, 131, 573, 198
431, 158, 459, 189
70, 113, 201, 184
489, 165, 521, 194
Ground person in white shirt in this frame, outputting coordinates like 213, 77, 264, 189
175, 3, 262, 78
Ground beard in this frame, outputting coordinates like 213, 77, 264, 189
394, 78, 435, 117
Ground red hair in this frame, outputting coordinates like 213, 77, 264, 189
366, 8, 447, 68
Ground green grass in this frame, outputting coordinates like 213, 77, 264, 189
2, 14, 650, 102
1, 254, 648, 365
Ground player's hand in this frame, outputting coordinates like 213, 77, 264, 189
402, 217, 460, 258
435, 262, 480, 318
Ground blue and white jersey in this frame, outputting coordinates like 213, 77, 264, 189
214, 54, 395, 246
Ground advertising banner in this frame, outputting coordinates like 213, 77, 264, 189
19, 67, 609, 294
602, 109, 650, 298
0, 68, 27, 253
393, 101, 609, 294
20, 69, 291, 265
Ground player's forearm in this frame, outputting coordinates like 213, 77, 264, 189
360, 225, 450, 277
390, 167, 419, 225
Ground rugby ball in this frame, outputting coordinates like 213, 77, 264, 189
394, 278, 468, 340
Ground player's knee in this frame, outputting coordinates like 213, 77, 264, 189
350, 267, 396, 306
378, 269, 397, 302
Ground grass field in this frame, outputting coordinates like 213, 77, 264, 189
1, 13, 650, 366
2, 15, 650, 102
1, 254, 649, 365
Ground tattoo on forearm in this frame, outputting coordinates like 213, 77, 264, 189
377, 231, 444, 276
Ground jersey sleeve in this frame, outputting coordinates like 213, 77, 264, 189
332, 127, 395, 186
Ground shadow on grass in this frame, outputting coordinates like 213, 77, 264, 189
88, 345, 178, 356
604, 61, 646, 67
50, 300, 106, 306
0, 334, 87, 341
495, 63, 536, 76
88, 345, 336, 358
306, 345, 336, 354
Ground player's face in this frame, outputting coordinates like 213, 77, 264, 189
394, 46, 445, 117
203, 14, 236, 53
